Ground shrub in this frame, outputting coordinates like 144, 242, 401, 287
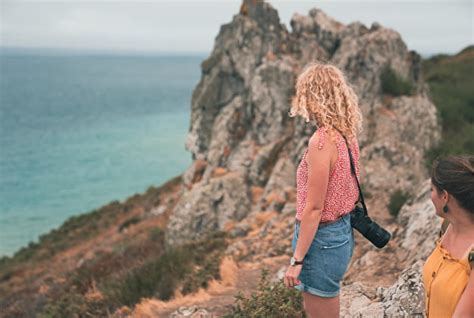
388, 189, 410, 217
148, 227, 164, 242
223, 267, 306, 317
39, 288, 109, 318
422, 48, 474, 169
101, 230, 228, 307
102, 247, 190, 306
38, 229, 228, 316
118, 216, 141, 232
380, 65, 415, 96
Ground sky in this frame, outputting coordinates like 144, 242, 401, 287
1, 0, 473, 58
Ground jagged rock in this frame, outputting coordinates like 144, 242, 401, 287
256, 156, 295, 213
148, 205, 166, 217
169, 305, 212, 318
168, 0, 440, 256
290, 8, 346, 62
381, 261, 426, 317
185, 0, 292, 160
344, 260, 426, 317
165, 172, 251, 247
229, 222, 251, 238
396, 179, 440, 264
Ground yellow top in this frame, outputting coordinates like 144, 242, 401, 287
422, 219, 473, 318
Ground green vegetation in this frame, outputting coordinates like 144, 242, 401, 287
223, 268, 306, 318
422, 46, 474, 168
103, 230, 227, 307
39, 289, 109, 318
380, 65, 415, 96
388, 189, 410, 218
118, 215, 141, 232
39, 228, 229, 317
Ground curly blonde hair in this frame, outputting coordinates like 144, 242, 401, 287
288, 61, 363, 142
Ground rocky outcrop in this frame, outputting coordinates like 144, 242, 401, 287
396, 179, 441, 264
342, 260, 426, 317
165, 0, 440, 256
340, 179, 440, 316
166, 172, 251, 246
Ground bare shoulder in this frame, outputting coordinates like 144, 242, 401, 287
308, 127, 337, 152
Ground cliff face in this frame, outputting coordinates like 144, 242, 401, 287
341, 179, 440, 316
165, 0, 440, 249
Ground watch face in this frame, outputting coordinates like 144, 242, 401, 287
290, 257, 295, 265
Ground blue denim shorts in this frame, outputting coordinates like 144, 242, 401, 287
291, 213, 355, 297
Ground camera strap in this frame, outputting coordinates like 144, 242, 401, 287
341, 135, 369, 217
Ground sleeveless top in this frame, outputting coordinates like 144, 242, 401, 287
295, 126, 361, 222
422, 219, 473, 317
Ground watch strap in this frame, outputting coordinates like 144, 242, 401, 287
292, 256, 304, 265
468, 246, 474, 270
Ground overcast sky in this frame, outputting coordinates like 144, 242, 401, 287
1, 0, 472, 58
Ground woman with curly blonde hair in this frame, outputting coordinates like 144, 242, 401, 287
284, 61, 363, 318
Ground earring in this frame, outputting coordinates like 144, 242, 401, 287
443, 204, 449, 213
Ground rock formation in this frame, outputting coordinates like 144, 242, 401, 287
165, 0, 440, 252
341, 179, 440, 317
162, 1, 446, 316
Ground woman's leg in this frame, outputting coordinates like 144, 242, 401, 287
302, 292, 340, 318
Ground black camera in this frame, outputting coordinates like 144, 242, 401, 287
350, 204, 391, 249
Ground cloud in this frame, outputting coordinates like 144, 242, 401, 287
1, 0, 472, 55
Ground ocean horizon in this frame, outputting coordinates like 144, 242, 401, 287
0, 49, 205, 257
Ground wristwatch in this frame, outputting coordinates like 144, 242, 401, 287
290, 256, 304, 266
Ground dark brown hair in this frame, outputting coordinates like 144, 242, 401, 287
430, 155, 474, 214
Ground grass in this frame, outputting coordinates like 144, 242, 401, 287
422, 46, 474, 168
380, 65, 415, 96
38, 228, 229, 316
388, 189, 411, 218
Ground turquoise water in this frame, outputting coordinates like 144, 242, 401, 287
0, 51, 204, 257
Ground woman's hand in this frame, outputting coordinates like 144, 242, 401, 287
284, 264, 302, 288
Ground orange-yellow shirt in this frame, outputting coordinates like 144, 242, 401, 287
422, 222, 472, 317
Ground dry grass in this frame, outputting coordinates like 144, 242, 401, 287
126, 255, 239, 317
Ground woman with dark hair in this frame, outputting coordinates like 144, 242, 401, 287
423, 155, 474, 317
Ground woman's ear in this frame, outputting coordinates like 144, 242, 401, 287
443, 190, 449, 204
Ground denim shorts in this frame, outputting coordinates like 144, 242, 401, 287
291, 213, 355, 297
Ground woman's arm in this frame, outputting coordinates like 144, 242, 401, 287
453, 262, 474, 317
292, 130, 334, 262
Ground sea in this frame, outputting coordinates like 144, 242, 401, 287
0, 48, 204, 257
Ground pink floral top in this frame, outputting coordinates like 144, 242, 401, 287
295, 127, 361, 222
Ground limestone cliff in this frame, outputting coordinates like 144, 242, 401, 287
165, 0, 440, 252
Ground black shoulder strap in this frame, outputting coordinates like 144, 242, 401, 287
341, 134, 368, 216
